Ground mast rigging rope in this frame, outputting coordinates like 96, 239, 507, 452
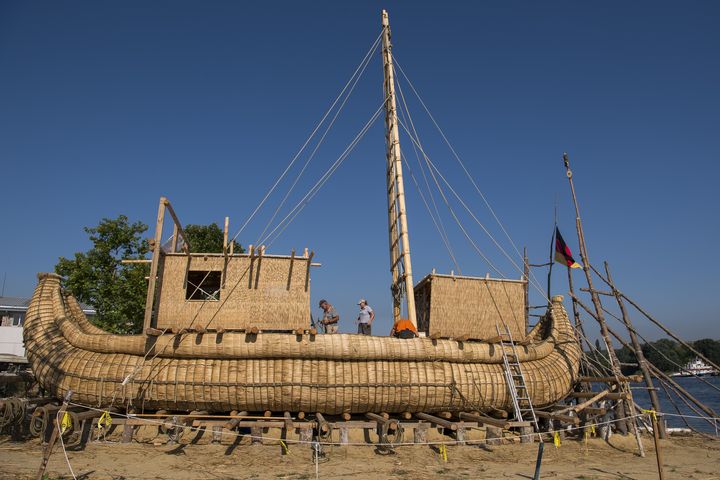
392, 55, 547, 294
228, 30, 383, 246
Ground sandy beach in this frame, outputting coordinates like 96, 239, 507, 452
1, 431, 718, 479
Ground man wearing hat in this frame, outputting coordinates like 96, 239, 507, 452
356, 299, 374, 335
318, 299, 339, 334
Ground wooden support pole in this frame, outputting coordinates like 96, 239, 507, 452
486, 425, 503, 445
339, 425, 349, 445
250, 425, 262, 445
304, 250, 314, 292
171, 223, 179, 253
619, 292, 720, 372
413, 423, 428, 443
604, 261, 666, 438
487, 407, 509, 419
562, 152, 643, 453
122, 423, 135, 443
415, 412, 457, 430
533, 411, 579, 425
283, 412, 293, 432
588, 264, 720, 372
649, 411, 666, 480
315, 412, 329, 434
162, 199, 190, 253
253, 245, 265, 289
648, 363, 718, 419
211, 425, 222, 444
567, 265, 587, 342
143, 197, 167, 332
287, 249, 295, 291
562, 154, 627, 389
222, 411, 248, 430
556, 389, 609, 415
523, 247, 530, 331
579, 375, 642, 383
223, 216, 229, 257
605, 324, 719, 419
36, 390, 72, 480
519, 425, 534, 444
583, 407, 607, 416
458, 412, 508, 429
569, 392, 628, 400
366, 413, 398, 430
299, 426, 312, 443
456, 424, 466, 445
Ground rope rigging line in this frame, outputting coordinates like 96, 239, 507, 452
400, 153, 462, 275
396, 115, 535, 284
228, 30, 383, 246
399, 83, 525, 340
600, 304, 720, 395
392, 55, 547, 294
254, 35, 382, 246
393, 102, 616, 372
391, 62, 617, 375
258, 101, 387, 248
396, 75, 604, 362
395, 78, 461, 275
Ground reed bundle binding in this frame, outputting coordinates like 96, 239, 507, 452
23, 273, 581, 414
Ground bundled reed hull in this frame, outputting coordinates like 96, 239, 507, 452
24, 274, 581, 413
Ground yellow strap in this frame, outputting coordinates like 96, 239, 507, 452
590, 424, 596, 436
60, 412, 72, 434
641, 409, 657, 420
553, 431, 561, 448
440, 444, 447, 462
280, 440, 289, 454
97, 411, 112, 430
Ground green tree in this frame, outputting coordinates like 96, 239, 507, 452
641, 338, 694, 373
55, 216, 149, 334
183, 223, 244, 253
693, 338, 720, 366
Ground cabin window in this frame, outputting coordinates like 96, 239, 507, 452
186, 271, 222, 301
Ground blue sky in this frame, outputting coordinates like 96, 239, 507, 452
1, 1, 718, 341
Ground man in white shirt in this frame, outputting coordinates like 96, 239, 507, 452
356, 298, 374, 335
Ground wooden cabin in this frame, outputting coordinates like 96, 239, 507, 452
414, 273, 528, 340
152, 251, 312, 331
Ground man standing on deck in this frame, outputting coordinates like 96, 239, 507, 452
319, 299, 339, 334
356, 299, 374, 335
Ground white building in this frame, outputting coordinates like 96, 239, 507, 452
0, 296, 95, 361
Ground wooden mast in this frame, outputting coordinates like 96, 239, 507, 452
381, 10, 417, 327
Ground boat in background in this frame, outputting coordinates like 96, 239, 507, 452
671, 358, 718, 377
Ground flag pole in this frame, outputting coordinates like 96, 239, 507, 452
563, 153, 644, 456
546, 204, 557, 306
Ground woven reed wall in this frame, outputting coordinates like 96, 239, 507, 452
415, 274, 527, 339
155, 254, 310, 331
24, 274, 580, 414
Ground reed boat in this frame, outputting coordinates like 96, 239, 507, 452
24, 274, 580, 414
22, 10, 581, 416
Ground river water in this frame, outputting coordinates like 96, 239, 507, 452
630, 375, 720, 434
